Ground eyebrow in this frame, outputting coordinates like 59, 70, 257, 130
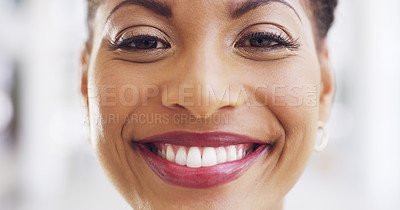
230, 0, 301, 20
107, 0, 172, 21
107, 0, 300, 23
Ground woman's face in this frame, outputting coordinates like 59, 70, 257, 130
81, 0, 335, 209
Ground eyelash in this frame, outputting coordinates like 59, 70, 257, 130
235, 32, 300, 50
111, 32, 299, 51
112, 35, 171, 51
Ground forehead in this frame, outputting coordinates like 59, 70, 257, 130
98, 0, 308, 21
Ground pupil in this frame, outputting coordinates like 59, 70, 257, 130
136, 39, 157, 49
250, 38, 270, 47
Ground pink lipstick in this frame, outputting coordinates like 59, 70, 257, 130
132, 131, 270, 188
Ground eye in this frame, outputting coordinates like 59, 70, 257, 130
116, 35, 170, 50
241, 35, 279, 48
235, 32, 299, 50
108, 26, 174, 63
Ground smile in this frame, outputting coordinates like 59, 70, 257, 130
133, 131, 271, 188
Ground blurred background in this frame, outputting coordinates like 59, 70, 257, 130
0, 0, 399, 209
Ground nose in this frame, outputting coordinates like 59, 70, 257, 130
161, 43, 246, 118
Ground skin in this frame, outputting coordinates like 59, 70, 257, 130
81, 0, 335, 209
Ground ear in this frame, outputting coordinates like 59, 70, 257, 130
81, 44, 91, 142
318, 39, 336, 122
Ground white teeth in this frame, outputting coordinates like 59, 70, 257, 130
155, 144, 251, 167
216, 147, 227, 164
175, 147, 187, 166
202, 147, 218, 167
157, 149, 162, 157
186, 147, 202, 168
161, 148, 166, 159
227, 145, 237, 161
166, 145, 175, 162
237, 148, 243, 160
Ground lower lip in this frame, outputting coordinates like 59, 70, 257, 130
135, 143, 269, 188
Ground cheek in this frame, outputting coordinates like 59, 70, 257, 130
248, 56, 320, 122
87, 60, 165, 137
87, 57, 176, 160
86, 60, 161, 202
250, 57, 320, 190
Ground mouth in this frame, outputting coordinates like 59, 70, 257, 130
132, 131, 271, 188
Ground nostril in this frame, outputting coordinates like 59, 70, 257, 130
173, 104, 186, 109
220, 105, 235, 110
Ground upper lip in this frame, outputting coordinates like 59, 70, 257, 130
134, 131, 268, 147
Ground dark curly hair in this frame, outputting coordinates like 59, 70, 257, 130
308, 0, 338, 37
86, 0, 337, 41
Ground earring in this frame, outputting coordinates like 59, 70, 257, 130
314, 121, 329, 152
